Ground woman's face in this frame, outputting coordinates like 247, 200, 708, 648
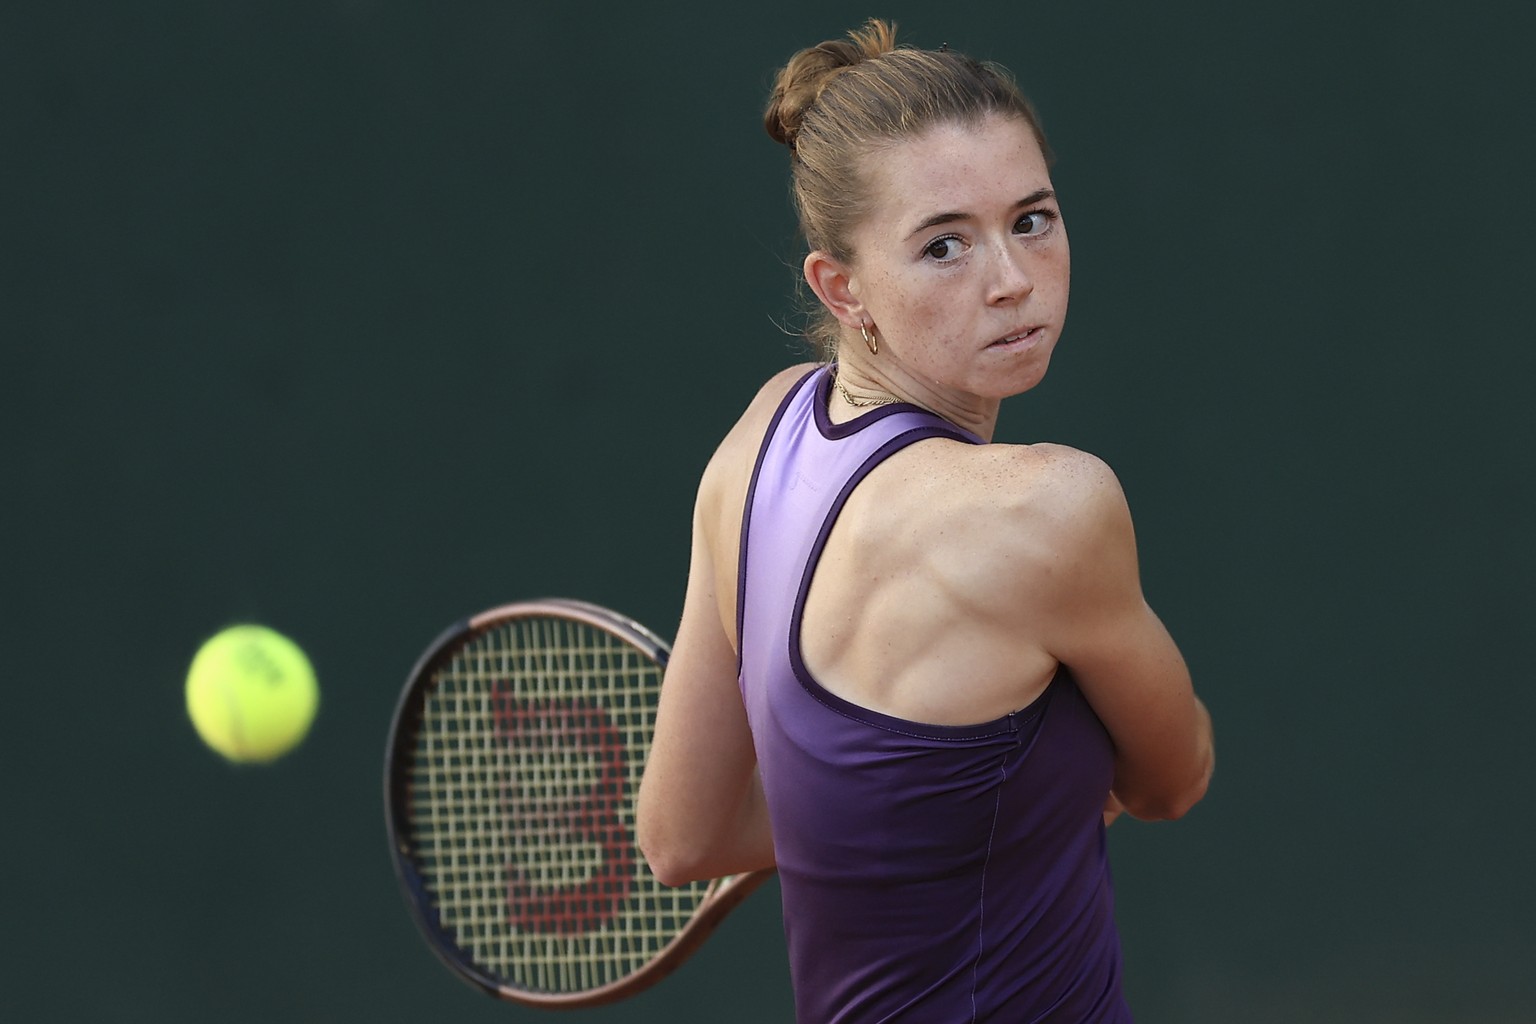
843, 114, 1070, 403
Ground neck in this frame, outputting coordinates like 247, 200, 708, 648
830, 360, 1000, 441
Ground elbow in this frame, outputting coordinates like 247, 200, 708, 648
1153, 775, 1210, 821
642, 846, 714, 889
640, 820, 769, 888
1120, 786, 1202, 822
636, 768, 773, 885
637, 823, 704, 888
640, 846, 693, 889
1120, 759, 1213, 822
636, 787, 691, 887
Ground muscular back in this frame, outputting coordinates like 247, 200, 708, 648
699, 363, 1113, 728
642, 362, 1209, 890
801, 436, 1070, 724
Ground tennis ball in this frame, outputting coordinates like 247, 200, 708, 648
185, 624, 319, 763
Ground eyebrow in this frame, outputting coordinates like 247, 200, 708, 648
904, 188, 1057, 240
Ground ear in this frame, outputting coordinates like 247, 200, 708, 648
803, 250, 866, 328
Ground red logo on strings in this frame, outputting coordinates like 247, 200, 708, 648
494, 694, 634, 933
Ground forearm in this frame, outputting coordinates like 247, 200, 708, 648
1115, 697, 1214, 821
638, 763, 775, 885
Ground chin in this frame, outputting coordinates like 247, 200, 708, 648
997, 354, 1053, 399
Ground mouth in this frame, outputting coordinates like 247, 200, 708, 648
989, 326, 1043, 349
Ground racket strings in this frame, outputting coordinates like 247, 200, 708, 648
407, 615, 712, 994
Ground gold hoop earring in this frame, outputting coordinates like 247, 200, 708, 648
860, 320, 878, 355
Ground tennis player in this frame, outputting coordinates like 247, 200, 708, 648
638, 20, 1214, 1022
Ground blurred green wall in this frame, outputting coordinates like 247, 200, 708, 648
5, 2, 1533, 1021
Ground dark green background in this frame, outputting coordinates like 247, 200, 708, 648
5, 2, 1532, 1021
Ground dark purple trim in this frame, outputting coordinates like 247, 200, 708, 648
814, 366, 988, 444
736, 365, 824, 676
787, 425, 1052, 740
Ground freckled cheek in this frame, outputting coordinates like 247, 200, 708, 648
1037, 251, 1071, 308
892, 289, 949, 350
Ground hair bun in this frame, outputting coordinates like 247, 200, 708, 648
764, 19, 899, 149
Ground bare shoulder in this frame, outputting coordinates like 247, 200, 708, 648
721, 363, 819, 444
895, 439, 1127, 533
691, 364, 821, 631
985, 443, 1133, 581
698, 363, 820, 505
992, 442, 1128, 533
863, 439, 1134, 612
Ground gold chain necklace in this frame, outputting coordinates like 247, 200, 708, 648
834, 375, 898, 408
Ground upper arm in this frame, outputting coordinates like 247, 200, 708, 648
636, 398, 791, 883
1026, 451, 1213, 819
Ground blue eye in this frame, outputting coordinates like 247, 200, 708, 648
1015, 210, 1056, 236
923, 235, 965, 261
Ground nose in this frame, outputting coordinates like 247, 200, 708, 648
987, 245, 1033, 306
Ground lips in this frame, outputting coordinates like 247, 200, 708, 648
990, 326, 1042, 348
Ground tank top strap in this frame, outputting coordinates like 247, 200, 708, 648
736, 364, 982, 678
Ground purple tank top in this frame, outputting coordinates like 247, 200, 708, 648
737, 366, 1130, 1023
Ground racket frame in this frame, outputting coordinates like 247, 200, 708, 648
383, 598, 772, 1008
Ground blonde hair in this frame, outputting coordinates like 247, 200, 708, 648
764, 20, 1051, 358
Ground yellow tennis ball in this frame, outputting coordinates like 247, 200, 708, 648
185, 624, 319, 763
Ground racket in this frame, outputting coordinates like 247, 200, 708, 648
383, 597, 773, 1008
